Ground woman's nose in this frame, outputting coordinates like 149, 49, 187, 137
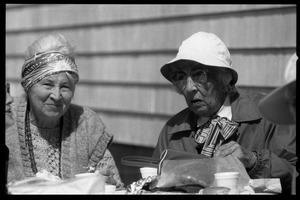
184, 76, 197, 92
6, 93, 14, 104
50, 86, 62, 100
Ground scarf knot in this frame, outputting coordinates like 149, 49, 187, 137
194, 115, 239, 157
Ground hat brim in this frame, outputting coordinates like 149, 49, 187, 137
161, 59, 238, 85
258, 81, 295, 125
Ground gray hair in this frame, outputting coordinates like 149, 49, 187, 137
217, 68, 237, 96
25, 32, 76, 62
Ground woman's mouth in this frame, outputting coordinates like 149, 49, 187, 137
6, 106, 12, 113
6, 109, 12, 117
191, 99, 204, 106
47, 103, 63, 107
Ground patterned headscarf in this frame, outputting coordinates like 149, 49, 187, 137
21, 51, 79, 91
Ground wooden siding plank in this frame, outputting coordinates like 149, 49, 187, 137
5, 81, 277, 117
6, 51, 295, 87
70, 84, 187, 115
6, 11, 296, 55
6, 4, 295, 30
97, 112, 165, 147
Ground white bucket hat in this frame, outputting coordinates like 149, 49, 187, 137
258, 53, 297, 125
161, 31, 238, 84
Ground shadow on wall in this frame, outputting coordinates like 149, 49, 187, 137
108, 143, 155, 187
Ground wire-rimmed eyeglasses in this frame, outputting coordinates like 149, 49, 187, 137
170, 69, 208, 90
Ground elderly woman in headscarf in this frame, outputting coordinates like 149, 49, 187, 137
5, 33, 123, 189
6, 82, 14, 194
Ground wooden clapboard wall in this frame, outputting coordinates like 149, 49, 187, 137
6, 4, 296, 150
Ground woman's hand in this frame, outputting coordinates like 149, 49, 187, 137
214, 141, 257, 169
98, 169, 116, 185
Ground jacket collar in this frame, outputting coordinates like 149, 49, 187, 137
230, 88, 262, 122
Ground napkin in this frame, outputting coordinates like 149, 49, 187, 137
7, 171, 106, 194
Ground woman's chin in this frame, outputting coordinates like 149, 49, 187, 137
44, 112, 63, 120
190, 106, 210, 116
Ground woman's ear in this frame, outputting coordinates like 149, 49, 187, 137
222, 85, 230, 94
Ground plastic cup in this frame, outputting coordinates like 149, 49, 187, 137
105, 184, 116, 193
139, 167, 157, 179
214, 172, 240, 194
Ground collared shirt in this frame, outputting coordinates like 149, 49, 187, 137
217, 96, 232, 120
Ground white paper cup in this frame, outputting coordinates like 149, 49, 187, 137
139, 167, 157, 179
214, 172, 239, 194
105, 184, 116, 193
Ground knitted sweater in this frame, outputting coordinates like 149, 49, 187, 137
6, 94, 123, 189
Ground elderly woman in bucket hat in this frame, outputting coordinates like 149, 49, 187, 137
5, 33, 123, 189
152, 31, 296, 194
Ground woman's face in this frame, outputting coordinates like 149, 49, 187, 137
27, 72, 75, 122
170, 61, 227, 117
6, 83, 14, 129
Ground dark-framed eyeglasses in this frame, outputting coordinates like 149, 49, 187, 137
170, 69, 208, 90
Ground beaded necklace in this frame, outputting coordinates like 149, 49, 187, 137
25, 104, 38, 174
24, 103, 63, 175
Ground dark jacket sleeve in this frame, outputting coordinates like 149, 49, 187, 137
247, 122, 296, 194
233, 89, 297, 194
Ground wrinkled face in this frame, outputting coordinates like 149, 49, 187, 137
27, 72, 75, 121
169, 60, 227, 117
6, 83, 14, 129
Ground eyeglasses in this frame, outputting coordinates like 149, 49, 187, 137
170, 69, 208, 90
6, 83, 10, 94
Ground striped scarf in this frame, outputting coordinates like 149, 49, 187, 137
194, 115, 239, 157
